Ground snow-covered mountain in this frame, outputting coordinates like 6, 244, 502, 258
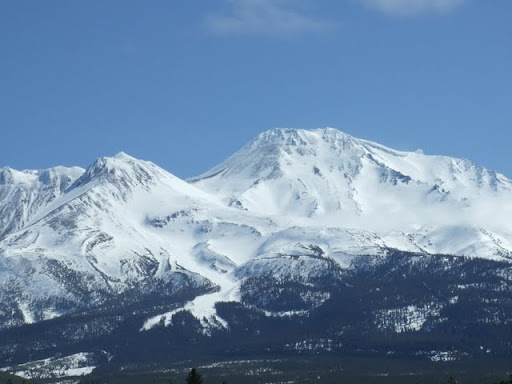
191, 128, 512, 257
191, 128, 511, 220
1, 128, 512, 336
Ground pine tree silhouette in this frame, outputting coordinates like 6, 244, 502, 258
186, 368, 204, 384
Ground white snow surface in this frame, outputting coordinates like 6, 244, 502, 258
1, 352, 97, 379
1, 129, 512, 331
0, 165, 84, 237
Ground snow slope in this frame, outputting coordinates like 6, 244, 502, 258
0, 166, 84, 239
2, 352, 101, 379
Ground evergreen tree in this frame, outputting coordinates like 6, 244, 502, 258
186, 368, 203, 384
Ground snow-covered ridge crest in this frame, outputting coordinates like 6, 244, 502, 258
70, 151, 160, 190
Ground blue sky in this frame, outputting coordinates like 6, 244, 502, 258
1, 0, 511, 178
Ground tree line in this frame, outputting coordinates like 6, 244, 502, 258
3, 369, 512, 384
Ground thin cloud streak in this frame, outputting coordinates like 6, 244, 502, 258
361, 0, 466, 16
207, 0, 332, 36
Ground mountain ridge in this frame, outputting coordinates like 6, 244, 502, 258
1, 127, 512, 334
3, 128, 512, 380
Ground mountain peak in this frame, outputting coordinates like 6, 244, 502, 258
86, 152, 143, 175
191, 128, 367, 183
113, 151, 136, 161
69, 152, 159, 192
252, 127, 356, 148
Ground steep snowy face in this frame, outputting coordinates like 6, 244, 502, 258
0, 166, 84, 239
191, 128, 512, 226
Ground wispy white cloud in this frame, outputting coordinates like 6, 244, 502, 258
361, 0, 466, 16
207, 0, 331, 36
